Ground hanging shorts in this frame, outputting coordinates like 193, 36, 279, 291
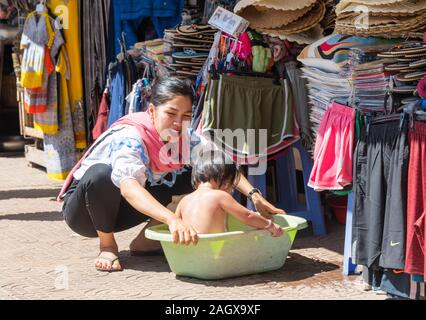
202, 74, 299, 163
405, 121, 426, 277
308, 102, 356, 191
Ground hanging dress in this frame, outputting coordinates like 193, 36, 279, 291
49, 0, 87, 149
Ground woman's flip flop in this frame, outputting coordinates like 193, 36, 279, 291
96, 252, 123, 273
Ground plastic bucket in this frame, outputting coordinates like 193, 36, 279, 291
145, 214, 308, 280
328, 196, 348, 225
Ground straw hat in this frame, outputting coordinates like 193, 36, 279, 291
335, 10, 426, 36
396, 70, 426, 81
377, 45, 426, 58
397, 57, 420, 61
336, 0, 407, 14
337, 13, 426, 28
337, 1, 426, 16
234, 0, 317, 13
384, 63, 412, 71
176, 24, 217, 36
236, 4, 315, 29
256, 1, 326, 35
257, 24, 324, 45
391, 85, 417, 93
410, 58, 426, 68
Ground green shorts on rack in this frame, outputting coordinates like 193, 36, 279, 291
202, 74, 296, 157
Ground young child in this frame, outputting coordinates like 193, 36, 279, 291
177, 154, 283, 237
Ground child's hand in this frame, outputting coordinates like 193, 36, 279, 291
268, 223, 284, 237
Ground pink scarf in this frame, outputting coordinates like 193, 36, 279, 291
57, 112, 184, 202
111, 112, 185, 173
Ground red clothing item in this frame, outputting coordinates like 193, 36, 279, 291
92, 91, 110, 141
44, 48, 55, 75
308, 102, 356, 191
405, 121, 426, 277
417, 76, 426, 99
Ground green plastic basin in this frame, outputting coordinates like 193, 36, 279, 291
145, 214, 308, 280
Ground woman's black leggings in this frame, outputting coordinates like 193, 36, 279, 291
62, 164, 193, 238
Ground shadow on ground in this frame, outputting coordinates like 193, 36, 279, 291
0, 211, 63, 221
177, 252, 339, 287
292, 219, 346, 255
120, 251, 339, 287
0, 188, 61, 200
119, 251, 172, 273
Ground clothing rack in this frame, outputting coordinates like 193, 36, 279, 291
343, 106, 425, 276
209, 64, 282, 85
12, 9, 46, 168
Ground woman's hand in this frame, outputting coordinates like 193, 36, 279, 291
252, 193, 286, 220
120, 180, 198, 246
235, 175, 286, 220
167, 217, 198, 246
268, 223, 284, 237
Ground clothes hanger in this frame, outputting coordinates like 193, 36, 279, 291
402, 101, 426, 129
210, 63, 281, 84
371, 112, 404, 125
36, 0, 47, 14
414, 111, 426, 122
117, 32, 128, 62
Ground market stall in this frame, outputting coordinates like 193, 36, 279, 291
3, 0, 426, 300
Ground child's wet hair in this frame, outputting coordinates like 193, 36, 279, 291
191, 152, 241, 190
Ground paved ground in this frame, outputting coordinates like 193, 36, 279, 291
0, 154, 388, 300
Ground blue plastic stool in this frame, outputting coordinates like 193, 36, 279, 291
247, 141, 327, 236
343, 192, 358, 275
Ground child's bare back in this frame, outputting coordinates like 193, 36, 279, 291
177, 188, 228, 234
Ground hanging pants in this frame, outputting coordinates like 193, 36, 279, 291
352, 119, 409, 270
405, 121, 426, 277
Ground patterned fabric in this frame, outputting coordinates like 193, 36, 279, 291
32, 13, 65, 131
21, 12, 62, 114
20, 12, 54, 90
43, 48, 77, 181
49, 0, 87, 149
297, 34, 396, 73
33, 68, 59, 134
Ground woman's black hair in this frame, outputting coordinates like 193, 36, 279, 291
151, 77, 194, 108
192, 151, 241, 190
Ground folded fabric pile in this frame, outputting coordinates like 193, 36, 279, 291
300, 66, 351, 155
163, 24, 217, 79
297, 34, 396, 154
335, 0, 426, 37
233, 0, 326, 45
348, 45, 397, 112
